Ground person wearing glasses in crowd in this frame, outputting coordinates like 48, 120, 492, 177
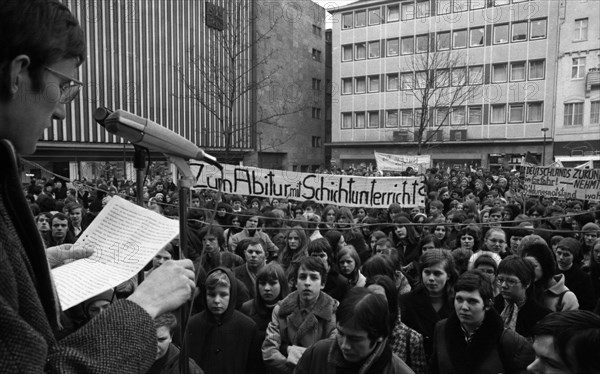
0, 2, 196, 372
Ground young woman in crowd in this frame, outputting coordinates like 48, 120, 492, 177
279, 226, 309, 279
389, 216, 420, 267
335, 207, 355, 231
430, 219, 450, 249
320, 205, 338, 235
399, 249, 458, 358
337, 245, 366, 288
308, 238, 352, 303
455, 224, 482, 252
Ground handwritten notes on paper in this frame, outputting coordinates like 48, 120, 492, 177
52, 196, 180, 310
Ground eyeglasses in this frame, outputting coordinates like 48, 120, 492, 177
44, 66, 84, 104
496, 277, 521, 287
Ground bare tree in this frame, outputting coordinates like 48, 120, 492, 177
176, 2, 307, 163
403, 50, 482, 155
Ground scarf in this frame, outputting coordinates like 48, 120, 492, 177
500, 297, 525, 331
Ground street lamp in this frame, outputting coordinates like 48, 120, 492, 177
541, 127, 549, 166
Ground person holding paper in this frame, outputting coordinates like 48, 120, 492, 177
0, 1, 196, 372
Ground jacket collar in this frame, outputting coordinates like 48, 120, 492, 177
328, 337, 392, 374
278, 290, 336, 320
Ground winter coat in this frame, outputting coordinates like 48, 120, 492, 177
390, 315, 427, 374
493, 295, 551, 339
186, 267, 262, 374
0, 139, 158, 373
295, 338, 415, 374
262, 290, 338, 374
559, 265, 595, 310
431, 310, 534, 374
146, 344, 203, 374
543, 274, 579, 311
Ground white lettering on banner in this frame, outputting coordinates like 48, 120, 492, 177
523, 166, 600, 201
192, 164, 427, 208
374, 151, 431, 174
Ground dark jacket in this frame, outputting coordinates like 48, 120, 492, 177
399, 285, 452, 357
295, 338, 415, 374
234, 263, 258, 299
431, 310, 534, 374
0, 139, 157, 373
559, 265, 595, 310
493, 295, 551, 339
186, 267, 262, 374
146, 344, 203, 374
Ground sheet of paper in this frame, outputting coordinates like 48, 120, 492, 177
52, 196, 180, 310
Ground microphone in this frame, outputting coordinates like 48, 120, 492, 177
94, 108, 222, 170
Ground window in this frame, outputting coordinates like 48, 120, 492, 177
387, 38, 399, 56
401, 73, 414, 90
355, 77, 366, 93
416, 71, 428, 89
438, 0, 451, 14
468, 106, 482, 124
401, 2, 414, 20
436, 108, 449, 126
369, 8, 381, 25
494, 0, 509, 5
493, 63, 508, 83
368, 75, 380, 92
453, 0, 468, 12
401, 110, 414, 127
509, 104, 524, 122
342, 78, 352, 94
311, 136, 321, 147
342, 13, 353, 29
355, 10, 366, 27
590, 101, 600, 124
312, 25, 322, 37
452, 68, 467, 86
436, 69, 450, 87
388, 74, 399, 91
527, 102, 543, 122
471, 0, 485, 9
572, 57, 586, 79
564, 103, 584, 126
529, 60, 545, 80
470, 27, 484, 47
342, 112, 353, 129
312, 49, 321, 61
388, 4, 399, 22
416, 1, 430, 18
491, 104, 506, 123
453, 30, 467, 49
416, 35, 429, 53
342, 45, 353, 61
494, 24, 509, 44
312, 107, 321, 119
510, 61, 526, 82
355, 112, 366, 128
437, 32, 451, 50
369, 41, 381, 58
368, 111, 380, 128
530, 19, 547, 39
451, 107, 465, 125
312, 78, 321, 90
401, 36, 414, 54
355, 43, 366, 60
574, 18, 589, 41
386, 110, 399, 127
512, 22, 528, 42
468, 66, 483, 85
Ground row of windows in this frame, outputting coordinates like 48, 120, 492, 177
340, 101, 544, 129
341, 19, 547, 62
342, 0, 536, 29
564, 101, 600, 126
340, 60, 545, 95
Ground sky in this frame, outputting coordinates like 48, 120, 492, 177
311, 0, 359, 28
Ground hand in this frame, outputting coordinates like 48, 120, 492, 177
46, 244, 94, 269
127, 259, 195, 318
286, 345, 306, 365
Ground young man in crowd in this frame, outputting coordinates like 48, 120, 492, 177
233, 237, 267, 298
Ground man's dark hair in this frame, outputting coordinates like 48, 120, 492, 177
198, 225, 225, 247
239, 209, 261, 227
154, 312, 177, 335
0, 0, 86, 100
51, 212, 69, 224
336, 288, 390, 341
532, 311, 600, 373
361, 254, 396, 282
296, 256, 327, 284
454, 270, 494, 307
307, 238, 334, 267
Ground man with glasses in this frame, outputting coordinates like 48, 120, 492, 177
0, 1, 195, 372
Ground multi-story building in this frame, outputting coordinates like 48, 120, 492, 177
23, 0, 327, 182
553, 0, 600, 167
329, 0, 563, 170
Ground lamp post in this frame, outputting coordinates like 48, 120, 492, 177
541, 127, 549, 166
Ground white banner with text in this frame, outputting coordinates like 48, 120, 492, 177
374, 152, 431, 174
522, 166, 600, 201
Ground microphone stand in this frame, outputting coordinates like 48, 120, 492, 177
134, 145, 146, 285
167, 155, 194, 374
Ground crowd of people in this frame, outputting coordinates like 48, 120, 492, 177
25, 162, 600, 374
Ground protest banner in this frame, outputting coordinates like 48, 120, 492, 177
191, 164, 427, 208
522, 166, 600, 201
374, 152, 431, 174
